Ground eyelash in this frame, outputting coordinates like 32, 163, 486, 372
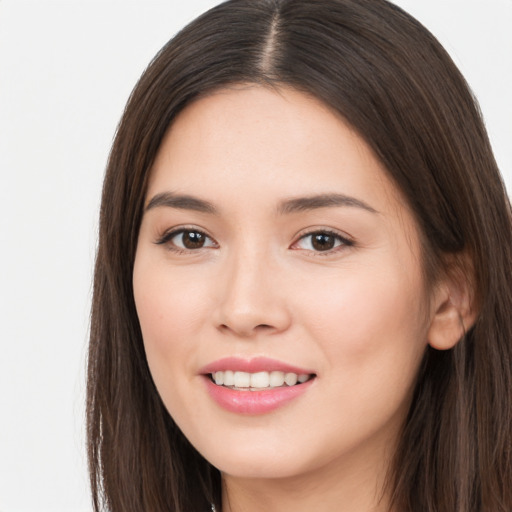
292, 229, 354, 255
155, 227, 354, 255
155, 227, 218, 254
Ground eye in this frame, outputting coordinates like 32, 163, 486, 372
293, 230, 353, 253
156, 228, 217, 251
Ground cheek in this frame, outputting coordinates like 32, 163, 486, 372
302, 264, 424, 332
296, 262, 428, 388
134, 252, 209, 327
132, 260, 216, 433
293, 267, 428, 451
132, 258, 211, 379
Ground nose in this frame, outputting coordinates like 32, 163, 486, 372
213, 248, 292, 338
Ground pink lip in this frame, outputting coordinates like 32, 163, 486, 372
199, 357, 316, 415
199, 356, 314, 375
203, 377, 315, 414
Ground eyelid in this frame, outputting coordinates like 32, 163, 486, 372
290, 227, 354, 254
154, 225, 219, 250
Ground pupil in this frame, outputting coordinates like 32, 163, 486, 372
312, 233, 334, 251
183, 231, 205, 249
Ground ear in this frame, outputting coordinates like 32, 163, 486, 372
427, 255, 478, 351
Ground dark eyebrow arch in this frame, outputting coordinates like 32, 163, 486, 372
278, 193, 378, 215
145, 192, 217, 214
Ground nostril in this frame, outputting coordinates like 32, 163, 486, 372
218, 322, 275, 335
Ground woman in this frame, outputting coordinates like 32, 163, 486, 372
87, 0, 512, 510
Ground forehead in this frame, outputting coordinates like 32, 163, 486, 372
148, 85, 407, 221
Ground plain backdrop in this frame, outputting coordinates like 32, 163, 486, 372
0, 1, 510, 511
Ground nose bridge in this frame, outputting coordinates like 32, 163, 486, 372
216, 240, 290, 336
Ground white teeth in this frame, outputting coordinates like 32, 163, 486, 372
234, 371, 251, 388
223, 370, 234, 386
269, 371, 285, 387
284, 373, 298, 386
211, 370, 312, 389
250, 371, 270, 388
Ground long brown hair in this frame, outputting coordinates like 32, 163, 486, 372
87, 0, 512, 510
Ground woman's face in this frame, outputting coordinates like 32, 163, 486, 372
133, 86, 433, 482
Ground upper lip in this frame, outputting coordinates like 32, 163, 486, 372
199, 356, 315, 375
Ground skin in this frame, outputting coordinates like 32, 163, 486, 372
133, 86, 466, 511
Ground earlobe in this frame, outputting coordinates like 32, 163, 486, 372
427, 261, 478, 351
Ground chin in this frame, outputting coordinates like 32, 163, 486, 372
212, 454, 307, 480
193, 431, 328, 480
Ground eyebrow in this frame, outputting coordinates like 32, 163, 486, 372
145, 192, 217, 214
144, 191, 378, 215
277, 193, 378, 215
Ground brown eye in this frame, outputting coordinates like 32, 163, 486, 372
293, 230, 353, 253
180, 230, 207, 249
157, 229, 217, 251
311, 233, 336, 251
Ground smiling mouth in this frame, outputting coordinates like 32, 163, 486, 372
210, 370, 315, 391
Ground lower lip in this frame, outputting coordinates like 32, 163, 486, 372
203, 376, 314, 414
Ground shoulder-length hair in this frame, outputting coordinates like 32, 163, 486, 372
87, 0, 512, 510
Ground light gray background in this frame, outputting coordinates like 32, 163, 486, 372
0, 1, 510, 511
